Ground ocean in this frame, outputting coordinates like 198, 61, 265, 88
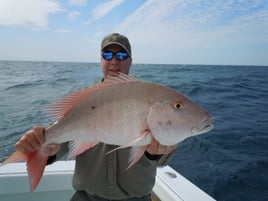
0, 61, 267, 201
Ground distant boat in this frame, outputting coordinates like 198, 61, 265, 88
0, 161, 216, 201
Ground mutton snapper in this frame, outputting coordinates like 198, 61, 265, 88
0, 73, 213, 191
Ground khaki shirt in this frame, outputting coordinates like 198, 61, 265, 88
53, 142, 174, 200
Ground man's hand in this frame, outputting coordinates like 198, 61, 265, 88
16, 126, 61, 156
146, 138, 176, 155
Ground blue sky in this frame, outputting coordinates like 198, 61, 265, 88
0, 0, 267, 65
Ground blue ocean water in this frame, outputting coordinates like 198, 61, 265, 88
0, 61, 267, 201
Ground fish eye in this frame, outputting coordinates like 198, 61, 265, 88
173, 101, 183, 110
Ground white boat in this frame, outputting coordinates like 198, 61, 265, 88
0, 161, 216, 201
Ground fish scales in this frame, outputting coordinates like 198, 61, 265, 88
45, 81, 154, 146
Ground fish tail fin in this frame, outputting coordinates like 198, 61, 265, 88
0, 150, 48, 191
0, 150, 28, 166
27, 151, 49, 191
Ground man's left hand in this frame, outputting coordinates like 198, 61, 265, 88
146, 138, 176, 155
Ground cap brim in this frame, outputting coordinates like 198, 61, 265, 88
102, 42, 131, 57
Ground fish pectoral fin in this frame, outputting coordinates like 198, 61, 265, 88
106, 130, 152, 168
128, 146, 147, 169
106, 129, 152, 155
67, 141, 97, 159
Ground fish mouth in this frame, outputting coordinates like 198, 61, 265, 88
191, 118, 214, 135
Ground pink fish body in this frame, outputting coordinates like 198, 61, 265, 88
1, 73, 213, 191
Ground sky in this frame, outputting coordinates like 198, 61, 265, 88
0, 0, 267, 65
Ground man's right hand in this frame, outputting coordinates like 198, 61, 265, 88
15, 126, 61, 156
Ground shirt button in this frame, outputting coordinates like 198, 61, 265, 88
109, 185, 113, 189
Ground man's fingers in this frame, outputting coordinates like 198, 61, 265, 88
44, 144, 61, 156
33, 126, 46, 144
15, 126, 46, 153
146, 138, 176, 155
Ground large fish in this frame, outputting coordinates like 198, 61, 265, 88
0, 73, 213, 191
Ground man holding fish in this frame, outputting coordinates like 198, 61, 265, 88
3, 33, 213, 201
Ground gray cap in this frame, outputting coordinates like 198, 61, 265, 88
101, 33, 131, 57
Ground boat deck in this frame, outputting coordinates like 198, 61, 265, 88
0, 161, 216, 201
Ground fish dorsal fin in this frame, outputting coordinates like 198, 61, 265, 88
47, 87, 94, 121
47, 73, 140, 121
102, 72, 139, 85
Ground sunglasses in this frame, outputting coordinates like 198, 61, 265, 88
102, 51, 129, 61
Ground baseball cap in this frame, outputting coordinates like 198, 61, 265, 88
101, 33, 131, 57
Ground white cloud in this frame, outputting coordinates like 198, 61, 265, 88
0, 0, 61, 27
115, 0, 268, 64
116, 0, 186, 45
68, 11, 80, 20
91, 0, 125, 21
117, 0, 268, 44
68, 0, 87, 6
53, 28, 72, 33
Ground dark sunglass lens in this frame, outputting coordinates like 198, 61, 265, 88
116, 52, 128, 60
102, 51, 128, 60
102, 52, 113, 60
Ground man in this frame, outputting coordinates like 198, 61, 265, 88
16, 33, 176, 201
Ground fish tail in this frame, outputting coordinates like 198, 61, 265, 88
0, 150, 28, 165
27, 150, 48, 191
1, 149, 48, 191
